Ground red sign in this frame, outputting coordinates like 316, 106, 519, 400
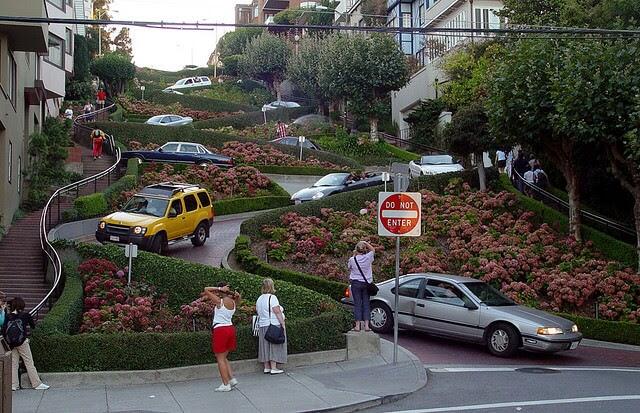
378, 192, 421, 237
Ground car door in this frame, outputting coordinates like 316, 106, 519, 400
178, 143, 199, 163
389, 277, 425, 329
165, 199, 185, 240
420, 279, 482, 341
182, 194, 200, 236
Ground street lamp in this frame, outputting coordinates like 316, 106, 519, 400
95, 9, 118, 56
140, 85, 145, 101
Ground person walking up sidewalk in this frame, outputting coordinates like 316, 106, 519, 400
2, 297, 49, 391
91, 128, 106, 160
348, 241, 376, 332
256, 278, 288, 375
203, 282, 241, 392
96, 88, 107, 110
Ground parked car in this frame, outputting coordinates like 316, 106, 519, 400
145, 115, 193, 127
291, 172, 384, 203
121, 141, 233, 167
161, 89, 184, 95
408, 154, 464, 177
270, 136, 321, 151
342, 273, 582, 357
262, 100, 301, 111
96, 182, 214, 254
164, 76, 212, 91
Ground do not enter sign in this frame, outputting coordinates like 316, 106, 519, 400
378, 192, 422, 237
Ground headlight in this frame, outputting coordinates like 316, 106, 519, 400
537, 327, 564, 335
571, 324, 579, 333
312, 192, 325, 200
98, 221, 106, 230
132, 226, 147, 235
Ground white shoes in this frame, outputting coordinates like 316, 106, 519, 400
214, 383, 232, 392
35, 384, 50, 390
270, 369, 284, 375
263, 368, 271, 374
229, 378, 238, 387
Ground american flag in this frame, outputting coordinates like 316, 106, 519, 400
277, 122, 287, 138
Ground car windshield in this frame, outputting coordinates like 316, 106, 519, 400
313, 173, 349, 187
121, 196, 169, 217
420, 155, 454, 165
464, 282, 516, 306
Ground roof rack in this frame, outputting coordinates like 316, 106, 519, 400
140, 182, 201, 197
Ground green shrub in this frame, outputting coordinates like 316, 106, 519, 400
34, 262, 84, 335
235, 236, 347, 301
315, 133, 420, 166
214, 196, 291, 216
74, 193, 108, 219
109, 104, 125, 122
193, 107, 314, 130
497, 175, 637, 269
151, 93, 256, 113
125, 157, 140, 176
255, 165, 348, 175
558, 313, 640, 346
103, 174, 137, 207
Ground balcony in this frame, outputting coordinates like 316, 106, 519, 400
0, 0, 48, 52
40, 60, 66, 98
424, 0, 466, 28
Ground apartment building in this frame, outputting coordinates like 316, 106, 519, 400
389, 0, 503, 131
0, 0, 75, 232
334, 0, 387, 26
73, 0, 94, 36
250, 0, 305, 24
236, 3, 255, 25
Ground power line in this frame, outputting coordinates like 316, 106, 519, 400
2, 16, 640, 38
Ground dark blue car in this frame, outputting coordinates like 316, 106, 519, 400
121, 141, 234, 167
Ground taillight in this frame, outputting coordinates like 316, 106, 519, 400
344, 287, 350, 298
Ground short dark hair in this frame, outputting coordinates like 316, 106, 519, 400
217, 282, 229, 288
10, 297, 25, 312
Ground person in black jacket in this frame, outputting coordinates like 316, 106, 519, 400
2, 297, 49, 390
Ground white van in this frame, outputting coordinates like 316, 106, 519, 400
164, 76, 212, 91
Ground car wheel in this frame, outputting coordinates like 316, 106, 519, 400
197, 160, 211, 168
191, 222, 208, 247
369, 301, 393, 334
486, 323, 520, 357
150, 233, 167, 255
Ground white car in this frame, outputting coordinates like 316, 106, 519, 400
409, 154, 464, 177
164, 76, 212, 91
145, 114, 193, 127
262, 100, 301, 111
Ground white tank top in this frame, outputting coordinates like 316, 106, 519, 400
212, 300, 235, 329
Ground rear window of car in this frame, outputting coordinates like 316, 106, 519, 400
180, 144, 198, 153
148, 115, 163, 122
184, 195, 198, 212
197, 191, 211, 207
200, 77, 209, 82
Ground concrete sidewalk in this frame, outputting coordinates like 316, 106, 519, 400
13, 339, 427, 413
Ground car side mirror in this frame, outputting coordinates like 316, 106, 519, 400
464, 302, 478, 310
158, 148, 163, 152
168, 209, 178, 218
345, 180, 354, 185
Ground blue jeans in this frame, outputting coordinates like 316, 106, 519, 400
351, 280, 370, 322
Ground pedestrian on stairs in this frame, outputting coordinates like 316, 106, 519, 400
91, 128, 106, 160
2, 297, 49, 391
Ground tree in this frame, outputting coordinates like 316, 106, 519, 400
215, 28, 264, 59
90, 53, 135, 97
360, 0, 387, 26
239, 33, 291, 100
404, 99, 446, 149
112, 27, 133, 57
273, 1, 339, 26
443, 103, 492, 191
287, 37, 331, 115
319, 34, 409, 141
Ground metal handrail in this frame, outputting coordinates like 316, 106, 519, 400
31, 102, 120, 318
379, 131, 450, 155
511, 169, 636, 242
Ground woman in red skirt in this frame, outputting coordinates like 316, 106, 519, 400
91, 129, 105, 160
202, 282, 241, 392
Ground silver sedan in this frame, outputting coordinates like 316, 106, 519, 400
343, 273, 582, 357
145, 114, 193, 127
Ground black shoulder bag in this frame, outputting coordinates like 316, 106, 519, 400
354, 256, 378, 296
264, 295, 286, 344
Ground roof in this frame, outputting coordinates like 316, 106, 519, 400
138, 182, 202, 198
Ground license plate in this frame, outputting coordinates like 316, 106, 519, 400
109, 235, 120, 242
570, 341, 579, 350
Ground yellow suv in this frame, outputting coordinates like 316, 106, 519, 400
96, 182, 214, 254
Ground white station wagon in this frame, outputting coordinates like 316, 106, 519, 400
164, 76, 212, 91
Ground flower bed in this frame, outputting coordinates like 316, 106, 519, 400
117, 97, 239, 121
254, 181, 640, 322
210, 121, 335, 141
220, 141, 349, 170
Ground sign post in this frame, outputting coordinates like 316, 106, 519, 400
261, 106, 267, 124
124, 243, 138, 286
378, 189, 421, 364
298, 136, 306, 161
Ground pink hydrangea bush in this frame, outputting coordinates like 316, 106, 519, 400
258, 182, 640, 321
220, 141, 348, 170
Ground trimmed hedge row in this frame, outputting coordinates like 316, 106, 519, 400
193, 107, 314, 130
235, 235, 347, 301
559, 313, 640, 346
92, 122, 362, 169
74, 193, 108, 219
496, 175, 637, 269
34, 262, 83, 335
151, 93, 256, 113
255, 165, 347, 175
214, 196, 291, 216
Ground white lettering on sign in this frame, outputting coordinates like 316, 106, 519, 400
399, 201, 415, 209
378, 192, 422, 237
385, 201, 395, 208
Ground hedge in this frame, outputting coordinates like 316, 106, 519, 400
109, 104, 125, 122
213, 196, 291, 216
255, 165, 348, 176
30, 244, 351, 371
74, 192, 108, 219
235, 235, 347, 301
558, 313, 640, 346
192, 107, 314, 130
151, 93, 256, 113
497, 175, 637, 269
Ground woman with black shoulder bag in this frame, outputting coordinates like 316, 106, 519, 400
348, 241, 376, 332
255, 278, 287, 375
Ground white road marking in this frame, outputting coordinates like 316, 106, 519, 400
428, 367, 640, 373
381, 210, 419, 219
385, 395, 640, 413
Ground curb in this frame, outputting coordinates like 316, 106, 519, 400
581, 338, 640, 352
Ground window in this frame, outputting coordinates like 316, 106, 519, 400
418, 3, 425, 25
169, 200, 183, 216
197, 192, 211, 207
7, 141, 12, 184
65, 28, 73, 54
47, 0, 65, 10
8, 53, 17, 106
391, 278, 424, 298
425, 280, 469, 307
161, 143, 179, 152
184, 195, 198, 212
185, 79, 193, 84
46, 34, 64, 67
179, 144, 198, 153
160, 117, 171, 124
402, 13, 412, 28
17, 156, 21, 194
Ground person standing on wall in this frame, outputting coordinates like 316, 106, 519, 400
348, 241, 376, 332
91, 128, 106, 160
